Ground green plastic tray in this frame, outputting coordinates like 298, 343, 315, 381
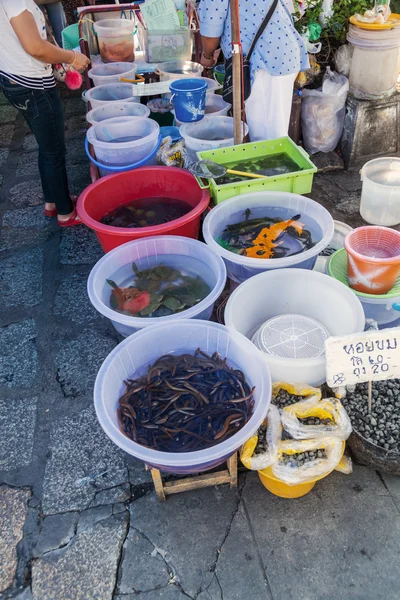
195, 137, 317, 204
328, 248, 400, 299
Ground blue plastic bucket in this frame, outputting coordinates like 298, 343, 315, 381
169, 78, 207, 123
85, 135, 162, 178
159, 125, 182, 143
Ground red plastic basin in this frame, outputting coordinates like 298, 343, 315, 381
77, 166, 210, 252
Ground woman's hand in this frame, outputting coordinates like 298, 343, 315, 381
200, 51, 217, 69
68, 51, 91, 72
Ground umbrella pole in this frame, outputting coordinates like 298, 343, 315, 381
230, 0, 243, 144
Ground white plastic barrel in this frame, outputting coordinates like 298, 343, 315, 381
224, 269, 365, 385
85, 83, 140, 108
86, 116, 159, 168
180, 116, 249, 161
94, 320, 272, 473
347, 24, 400, 99
87, 236, 227, 337
86, 102, 150, 125
360, 157, 400, 226
88, 62, 137, 86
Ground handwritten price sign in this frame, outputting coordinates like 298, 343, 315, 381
325, 328, 400, 388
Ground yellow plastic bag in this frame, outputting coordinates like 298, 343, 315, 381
272, 437, 345, 484
272, 382, 321, 410
240, 405, 281, 471
281, 397, 352, 441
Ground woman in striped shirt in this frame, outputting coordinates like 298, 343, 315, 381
0, 0, 90, 226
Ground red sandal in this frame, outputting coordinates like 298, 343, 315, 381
57, 209, 83, 228
44, 196, 78, 218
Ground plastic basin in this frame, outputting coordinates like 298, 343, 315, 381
86, 116, 159, 169
202, 191, 334, 284
87, 236, 227, 337
88, 62, 137, 86
86, 102, 150, 125
344, 226, 400, 294
224, 269, 365, 385
93, 19, 135, 63
156, 60, 203, 81
85, 83, 140, 108
94, 320, 272, 473
77, 166, 211, 252
180, 116, 249, 162
360, 157, 400, 226
328, 248, 400, 328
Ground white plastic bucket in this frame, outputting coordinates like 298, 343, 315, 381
94, 319, 272, 473
224, 269, 365, 385
347, 25, 400, 99
85, 83, 140, 108
87, 236, 227, 337
156, 60, 203, 81
93, 19, 135, 63
86, 116, 159, 168
86, 102, 150, 125
174, 95, 230, 127
202, 191, 335, 284
88, 62, 137, 86
360, 157, 400, 226
180, 116, 249, 161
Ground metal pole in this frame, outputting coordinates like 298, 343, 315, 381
229, 0, 242, 145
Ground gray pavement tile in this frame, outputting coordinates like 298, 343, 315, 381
53, 273, 100, 324
0, 396, 37, 471
55, 329, 116, 398
128, 486, 240, 598
0, 248, 43, 308
0, 319, 39, 389
66, 137, 87, 162
327, 170, 363, 193
0, 148, 9, 167
16, 152, 39, 177
65, 115, 88, 136
23, 133, 38, 152
3, 206, 50, 229
213, 502, 270, 600
380, 472, 400, 499
128, 456, 152, 486
0, 174, 3, 189
76, 505, 113, 534
12, 588, 33, 600
242, 472, 400, 600
0, 228, 51, 252
0, 124, 14, 146
114, 587, 187, 600
32, 512, 128, 600
42, 407, 128, 515
59, 227, 103, 266
0, 105, 18, 123
335, 194, 361, 216
33, 512, 79, 557
0, 486, 31, 592
65, 161, 91, 189
89, 482, 130, 508
64, 98, 86, 118
9, 180, 44, 208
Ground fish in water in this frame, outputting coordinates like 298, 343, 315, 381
245, 215, 304, 258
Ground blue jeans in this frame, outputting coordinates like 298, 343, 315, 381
0, 76, 73, 215
40, 3, 67, 47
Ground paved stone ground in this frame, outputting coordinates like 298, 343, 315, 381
1, 88, 400, 600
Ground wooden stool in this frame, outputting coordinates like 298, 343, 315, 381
148, 453, 238, 502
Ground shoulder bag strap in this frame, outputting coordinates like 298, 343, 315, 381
246, 0, 279, 60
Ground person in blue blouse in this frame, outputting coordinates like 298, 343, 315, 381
198, 0, 309, 142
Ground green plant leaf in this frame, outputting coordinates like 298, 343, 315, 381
132, 262, 139, 275
106, 279, 118, 289
162, 297, 185, 311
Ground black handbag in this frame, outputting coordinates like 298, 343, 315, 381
222, 0, 279, 105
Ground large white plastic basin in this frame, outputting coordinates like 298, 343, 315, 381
88, 236, 227, 337
86, 116, 159, 167
86, 101, 150, 125
360, 157, 400, 226
88, 62, 137, 86
180, 116, 248, 161
94, 320, 272, 473
85, 83, 140, 108
203, 191, 335, 283
224, 269, 365, 385
156, 60, 203, 81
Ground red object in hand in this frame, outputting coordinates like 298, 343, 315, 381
112, 287, 150, 314
65, 69, 83, 90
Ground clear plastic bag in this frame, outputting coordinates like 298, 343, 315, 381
272, 437, 346, 484
157, 136, 187, 168
240, 405, 282, 471
335, 45, 354, 77
281, 397, 352, 440
301, 67, 349, 154
272, 382, 321, 409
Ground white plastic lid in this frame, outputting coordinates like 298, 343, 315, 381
252, 314, 329, 359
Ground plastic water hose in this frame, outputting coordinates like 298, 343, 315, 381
392, 302, 400, 311
85, 134, 162, 173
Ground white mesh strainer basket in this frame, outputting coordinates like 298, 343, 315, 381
252, 314, 329, 360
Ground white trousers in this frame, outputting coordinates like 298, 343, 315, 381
245, 70, 297, 142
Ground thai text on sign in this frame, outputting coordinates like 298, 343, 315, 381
325, 328, 400, 388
